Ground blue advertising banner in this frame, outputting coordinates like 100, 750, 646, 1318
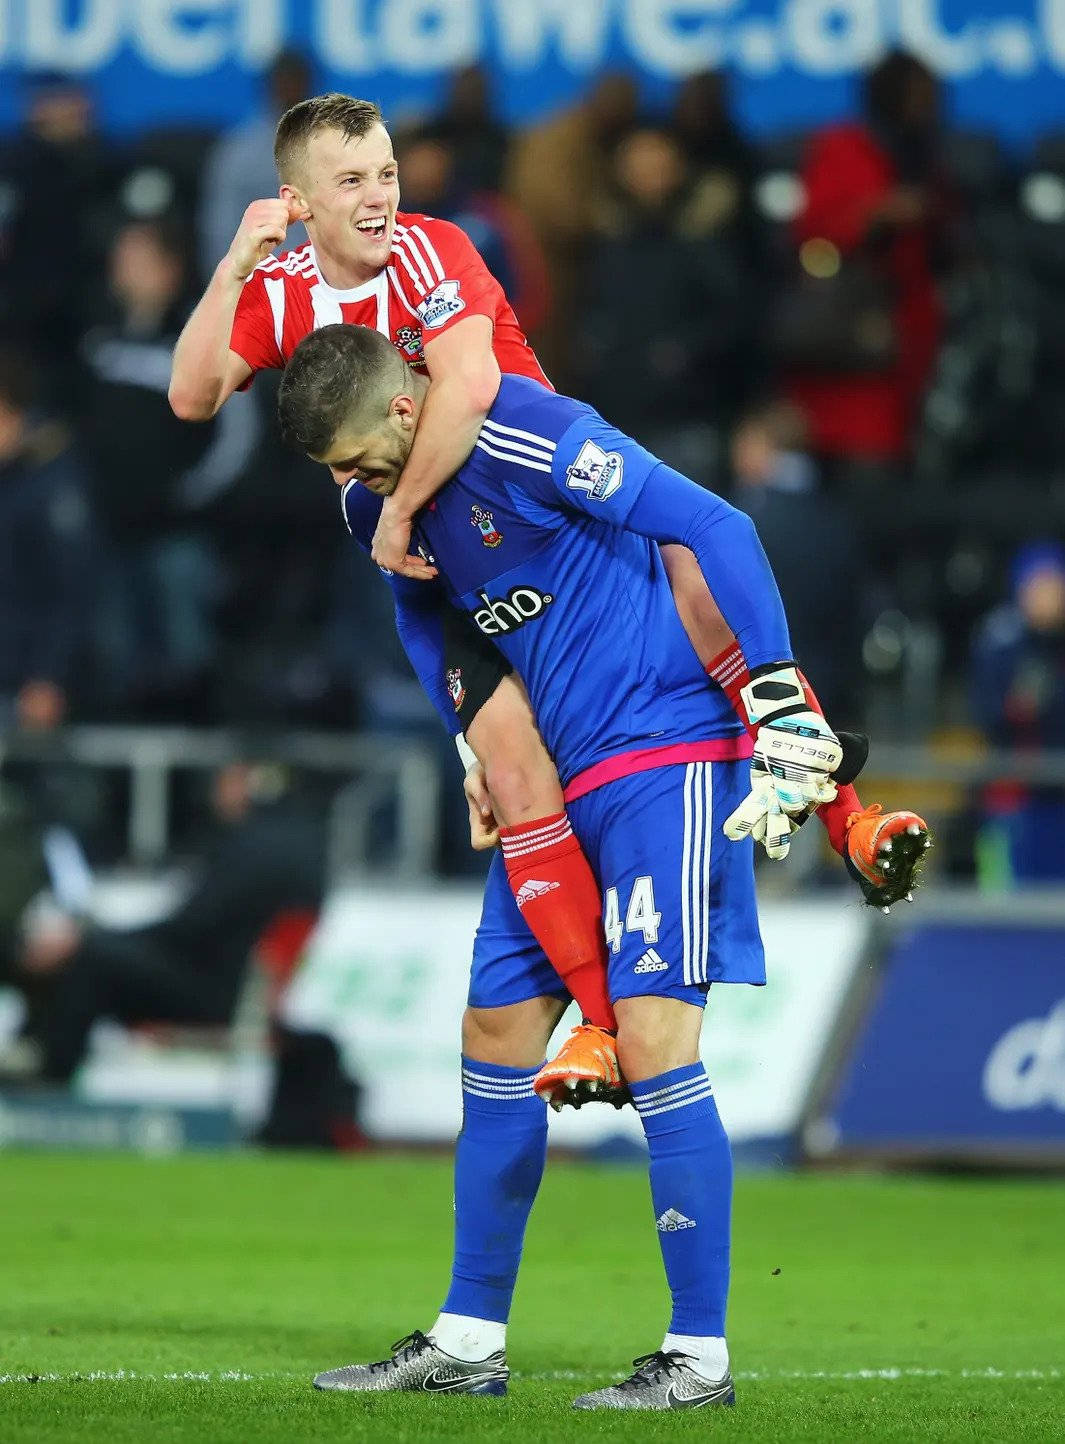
0, 1091, 239, 1152
813, 919, 1065, 1161
1, 1, 1065, 147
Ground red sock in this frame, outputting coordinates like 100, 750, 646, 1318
706, 645, 865, 857
798, 673, 866, 857
816, 783, 861, 855
498, 813, 616, 1031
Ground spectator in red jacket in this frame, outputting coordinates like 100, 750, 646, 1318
787, 50, 946, 465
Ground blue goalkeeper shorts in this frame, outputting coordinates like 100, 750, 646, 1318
468, 760, 766, 1010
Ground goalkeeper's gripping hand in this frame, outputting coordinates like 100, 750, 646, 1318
723, 664, 843, 860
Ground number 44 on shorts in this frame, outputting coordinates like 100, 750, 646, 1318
603, 876, 662, 954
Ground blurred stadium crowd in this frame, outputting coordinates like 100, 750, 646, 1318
1, 51, 1064, 876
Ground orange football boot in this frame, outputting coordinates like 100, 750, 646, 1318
533, 1024, 628, 1111
845, 804, 931, 910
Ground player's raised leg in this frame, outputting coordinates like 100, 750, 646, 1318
314, 993, 565, 1394
662, 547, 930, 907
465, 673, 621, 1104
708, 643, 930, 903
797, 670, 930, 907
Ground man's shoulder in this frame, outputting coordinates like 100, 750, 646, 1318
489, 376, 592, 442
394, 211, 460, 242
392, 212, 481, 275
465, 379, 595, 488
250, 241, 316, 284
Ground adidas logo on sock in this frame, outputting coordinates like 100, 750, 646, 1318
656, 1207, 696, 1232
514, 879, 560, 908
634, 948, 668, 974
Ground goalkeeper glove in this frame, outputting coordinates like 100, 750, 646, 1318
723, 663, 843, 860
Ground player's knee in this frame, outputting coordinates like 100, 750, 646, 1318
614, 996, 703, 1083
481, 753, 555, 826
467, 679, 562, 825
476, 731, 563, 826
462, 998, 564, 1069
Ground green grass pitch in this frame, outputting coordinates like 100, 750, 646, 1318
2, 1151, 1063, 1441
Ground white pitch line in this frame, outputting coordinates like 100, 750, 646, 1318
0, 1370, 276, 1384
532, 1368, 1064, 1383
0, 1367, 1061, 1385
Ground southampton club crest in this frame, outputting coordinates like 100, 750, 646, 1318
446, 666, 466, 711
471, 504, 503, 548
394, 324, 424, 361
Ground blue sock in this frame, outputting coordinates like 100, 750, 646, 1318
631, 1063, 732, 1336
441, 1057, 548, 1324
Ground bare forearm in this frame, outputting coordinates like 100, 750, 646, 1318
370, 316, 499, 574
661, 544, 736, 667
387, 372, 494, 519
169, 259, 245, 421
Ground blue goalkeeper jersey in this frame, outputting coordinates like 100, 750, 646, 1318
343, 375, 791, 789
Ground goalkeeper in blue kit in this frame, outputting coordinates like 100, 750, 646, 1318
278, 325, 922, 1410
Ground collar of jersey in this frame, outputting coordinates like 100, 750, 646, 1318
308, 246, 387, 302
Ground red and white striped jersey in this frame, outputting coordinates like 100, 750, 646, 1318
229, 211, 550, 388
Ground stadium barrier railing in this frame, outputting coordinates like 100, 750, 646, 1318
0, 724, 441, 876
3, 727, 1064, 876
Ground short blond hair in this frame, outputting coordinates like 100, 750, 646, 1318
274, 93, 385, 182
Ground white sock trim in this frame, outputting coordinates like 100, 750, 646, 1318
662, 1331, 729, 1381
430, 1312, 506, 1361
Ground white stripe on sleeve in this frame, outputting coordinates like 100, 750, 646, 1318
481, 418, 557, 452
477, 432, 556, 464
387, 268, 421, 319
411, 224, 445, 283
264, 276, 286, 356
390, 238, 422, 290
394, 227, 435, 291
474, 439, 553, 474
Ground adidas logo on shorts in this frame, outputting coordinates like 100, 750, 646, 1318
634, 948, 668, 974
514, 879, 560, 908
657, 1207, 696, 1232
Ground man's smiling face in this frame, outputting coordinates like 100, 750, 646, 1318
297, 123, 400, 284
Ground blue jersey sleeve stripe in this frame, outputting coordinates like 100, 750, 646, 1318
340, 479, 356, 534
481, 417, 557, 452
477, 430, 555, 463
474, 438, 553, 473
480, 430, 554, 463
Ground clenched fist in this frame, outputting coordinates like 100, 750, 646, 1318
227, 197, 309, 280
